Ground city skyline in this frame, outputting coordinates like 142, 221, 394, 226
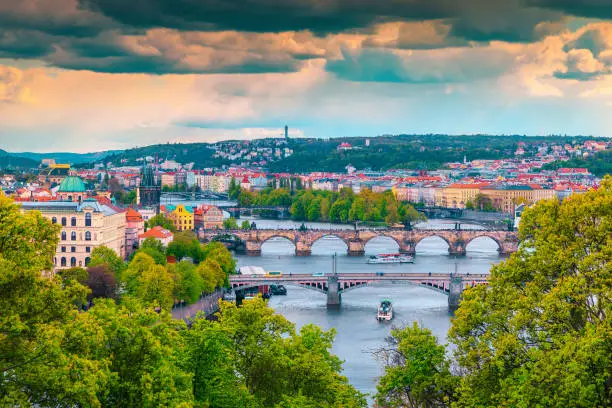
2, 1, 612, 151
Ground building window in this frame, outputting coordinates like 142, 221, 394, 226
86, 246, 91, 253
61, 217, 67, 226
85, 213, 92, 227
85, 231, 92, 241
71, 217, 77, 227
54, 257, 57, 266
71, 232, 77, 241
70, 257, 77, 267
85, 257, 91, 266
61, 257, 66, 267
61, 231, 66, 241
71, 246, 76, 253
51, 217, 57, 224
61, 246, 66, 253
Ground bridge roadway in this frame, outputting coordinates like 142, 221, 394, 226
200, 227, 519, 256
229, 272, 489, 310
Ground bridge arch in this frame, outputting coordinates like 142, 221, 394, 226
231, 281, 328, 295
362, 234, 403, 251
339, 280, 451, 296
311, 234, 350, 254
464, 234, 503, 253
260, 233, 297, 245
413, 234, 452, 254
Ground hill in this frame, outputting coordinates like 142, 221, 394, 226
82, 134, 610, 172
11, 150, 119, 165
0, 149, 40, 169
542, 149, 612, 177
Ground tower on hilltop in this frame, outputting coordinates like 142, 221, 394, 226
137, 164, 161, 212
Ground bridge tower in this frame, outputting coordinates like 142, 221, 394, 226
447, 276, 463, 310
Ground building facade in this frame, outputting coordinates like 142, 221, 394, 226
20, 200, 126, 270
194, 205, 224, 229
167, 204, 194, 231
125, 208, 144, 256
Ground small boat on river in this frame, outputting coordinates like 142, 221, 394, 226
367, 253, 414, 264
377, 299, 393, 321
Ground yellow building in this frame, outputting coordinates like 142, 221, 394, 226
20, 200, 126, 270
436, 183, 490, 208
167, 204, 194, 231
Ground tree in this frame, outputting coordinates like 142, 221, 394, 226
223, 217, 239, 230
384, 202, 400, 225
173, 261, 204, 304
0, 197, 103, 406
89, 246, 125, 279
146, 213, 176, 232
136, 237, 167, 265
228, 177, 241, 199
136, 264, 175, 311
167, 231, 203, 263
241, 220, 251, 230
121, 252, 157, 295
196, 259, 226, 294
449, 178, 612, 407
86, 264, 118, 300
375, 322, 457, 408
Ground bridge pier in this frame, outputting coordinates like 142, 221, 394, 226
295, 240, 312, 256
347, 240, 365, 256
499, 240, 519, 255
326, 275, 341, 308
245, 240, 262, 256
400, 241, 417, 256
448, 276, 463, 310
448, 242, 467, 257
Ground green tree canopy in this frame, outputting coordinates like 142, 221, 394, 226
449, 178, 612, 407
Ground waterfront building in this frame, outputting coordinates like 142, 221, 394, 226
481, 184, 556, 213
56, 176, 88, 202
125, 208, 144, 257
167, 204, 194, 231
436, 183, 490, 208
20, 200, 126, 270
138, 226, 174, 246
137, 165, 161, 212
194, 205, 224, 229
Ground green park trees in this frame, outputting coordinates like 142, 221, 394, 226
375, 177, 612, 407
0, 195, 366, 407
235, 186, 424, 225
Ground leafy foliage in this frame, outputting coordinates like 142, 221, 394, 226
146, 213, 177, 232
449, 177, 612, 406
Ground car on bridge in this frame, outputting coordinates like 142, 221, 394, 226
375, 271, 385, 276
312, 272, 325, 277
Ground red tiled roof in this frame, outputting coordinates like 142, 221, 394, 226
139, 226, 173, 239
125, 208, 143, 222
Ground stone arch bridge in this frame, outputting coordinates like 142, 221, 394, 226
229, 272, 489, 310
199, 228, 519, 256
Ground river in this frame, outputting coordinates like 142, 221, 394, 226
228, 217, 504, 403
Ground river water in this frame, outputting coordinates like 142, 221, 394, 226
229, 217, 504, 403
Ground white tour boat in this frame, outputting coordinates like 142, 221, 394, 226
367, 253, 414, 264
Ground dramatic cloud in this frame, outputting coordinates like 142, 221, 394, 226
1, 1, 612, 151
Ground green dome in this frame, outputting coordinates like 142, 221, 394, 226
58, 176, 87, 193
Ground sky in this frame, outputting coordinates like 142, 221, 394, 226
2, 1, 612, 152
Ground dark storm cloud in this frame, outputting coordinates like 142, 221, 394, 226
527, 0, 612, 19
80, 0, 460, 34
0, 0, 605, 77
